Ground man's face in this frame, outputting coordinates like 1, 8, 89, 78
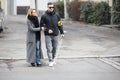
48, 4, 54, 12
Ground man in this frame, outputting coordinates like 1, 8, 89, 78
40, 2, 64, 67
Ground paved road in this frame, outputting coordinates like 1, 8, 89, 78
0, 15, 120, 80
62, 21, 120, 58
0, 15, 120, 59
0, 58, 120, 80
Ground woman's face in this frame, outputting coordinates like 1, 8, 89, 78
31, 10, 37, 16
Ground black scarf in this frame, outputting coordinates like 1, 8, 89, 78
46, 10, 55, 16
28, 15, 40, 40
28, 15, 39, 28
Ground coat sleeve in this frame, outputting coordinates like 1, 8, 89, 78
27, 20, 40, 32
40, 15, 45, 27
40, 15, 49, 32
57, 14, 64, 34
58, 25, 64, 34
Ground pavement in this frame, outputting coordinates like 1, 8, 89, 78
1, 15, 120, 80
1, 58, 120, 80
0, 15, 120, 60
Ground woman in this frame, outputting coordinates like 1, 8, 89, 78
26, 8, 43, 67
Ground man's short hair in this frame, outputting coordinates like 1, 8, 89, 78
47, 2, 54, 6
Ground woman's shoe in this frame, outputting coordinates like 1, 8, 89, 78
31, 63, 35, 67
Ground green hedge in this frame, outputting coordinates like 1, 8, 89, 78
113, 0, 120, 24
80, 1, 110, 25
54, 1, 64, 18
93, 2, 110, 25
54, 1, 119, 25
80, 1, 93, 23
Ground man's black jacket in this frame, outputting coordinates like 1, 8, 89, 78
40, 10, 64, 36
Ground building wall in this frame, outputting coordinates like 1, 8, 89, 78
9, 0, 16, 15
30, 0, 35, 9
17, 0, 30, 6
1, 0, 48, 15
2, 0, 7, 15
30, 0, 47, 10
37, 0, 47, 11
1, 0, 3, 9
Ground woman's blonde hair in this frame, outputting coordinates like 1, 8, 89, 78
27, 8, 37, 16
27, 8, 33, 16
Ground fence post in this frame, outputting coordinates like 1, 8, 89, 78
110, 0, 114, 25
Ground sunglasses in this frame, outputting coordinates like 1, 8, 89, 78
49, 7, 54, 9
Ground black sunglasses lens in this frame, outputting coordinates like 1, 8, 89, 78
49, 7, 54, 9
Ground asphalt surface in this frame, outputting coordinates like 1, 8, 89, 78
0, 15, 120, 59
0, 58, 120, 80
0, 15, 120, 80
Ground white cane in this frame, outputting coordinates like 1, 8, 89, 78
56, 37, 63, 59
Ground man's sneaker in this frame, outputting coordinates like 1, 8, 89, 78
53, 60, 56, 65
49, 62, 53, 67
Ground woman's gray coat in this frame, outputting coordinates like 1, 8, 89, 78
26, 19, 43, 63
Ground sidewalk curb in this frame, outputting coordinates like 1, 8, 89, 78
0, 55, 120, 60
